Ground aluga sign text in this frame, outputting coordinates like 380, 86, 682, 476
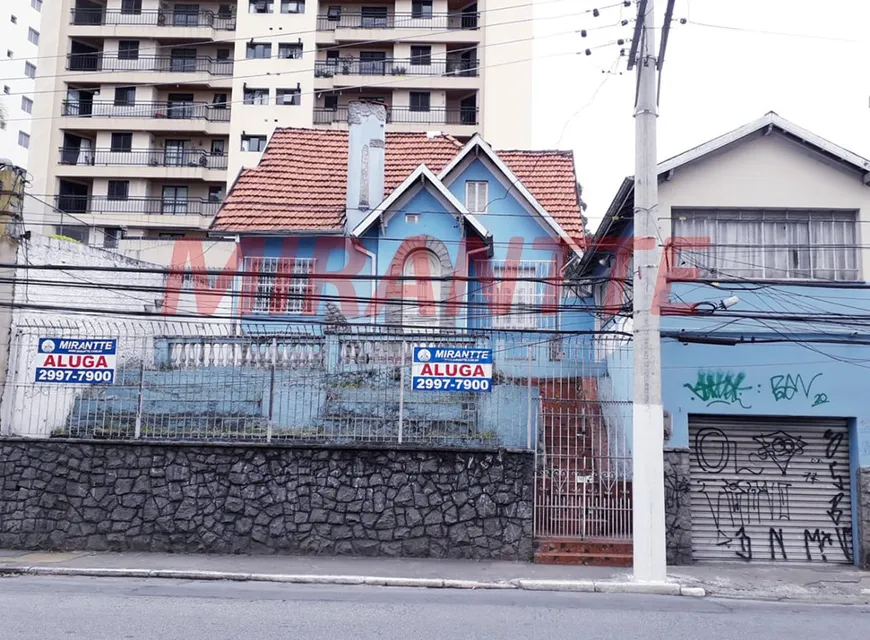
411, 347, 493, 393
35, 338, 117, 384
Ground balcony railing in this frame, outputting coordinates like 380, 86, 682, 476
314, 57, 479, 78
61, 100, 231, 122
70, 8, 237, 30
54, 195, 221, 217
317, 11, 479, 31
313, 106, 478, 126
66, 53, 234, 75
58, 148, 228, 170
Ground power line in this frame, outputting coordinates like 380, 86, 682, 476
0, 6, 628, 91
0, 299, 633, 335
1, 37, 625, 117
3, 0, 620, 65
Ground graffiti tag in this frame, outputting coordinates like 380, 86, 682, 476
684, 371, 754, 409
769, 373, 829, 407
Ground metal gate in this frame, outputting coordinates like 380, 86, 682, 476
689, 416, 853, 564
534, 374, 632, 540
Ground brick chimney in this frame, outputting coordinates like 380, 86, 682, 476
345, 101, 386, 233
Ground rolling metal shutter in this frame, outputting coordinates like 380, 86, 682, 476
688, 416, 853, 564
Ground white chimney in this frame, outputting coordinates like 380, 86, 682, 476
345, 102, 386, 233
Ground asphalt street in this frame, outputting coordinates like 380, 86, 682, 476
2, 576, 869, 639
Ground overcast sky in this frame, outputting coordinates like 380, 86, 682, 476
532, 0, 870, 230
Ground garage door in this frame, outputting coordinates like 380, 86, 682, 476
689, 416, 853, 564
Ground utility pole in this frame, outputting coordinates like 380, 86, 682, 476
628, 0, 667, 582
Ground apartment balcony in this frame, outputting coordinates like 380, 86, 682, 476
315, 11, 481, 45
60, 100, 231, 135
54, 195, 219, 230
313, 105, 478, 136
69, 8, 236, 39
314, 58, 480, 91
57, 147, 228, 180
66, 53, 233, 87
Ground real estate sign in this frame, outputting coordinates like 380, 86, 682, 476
411, 347, 493, 393
35, 338, 117, 384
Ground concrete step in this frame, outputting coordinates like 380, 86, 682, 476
534, 538, 633, 567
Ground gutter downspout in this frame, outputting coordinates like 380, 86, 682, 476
351, 239, 377, 325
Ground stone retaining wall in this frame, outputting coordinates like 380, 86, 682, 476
0, 440, 534, 559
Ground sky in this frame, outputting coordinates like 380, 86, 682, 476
532, 0, 870, 230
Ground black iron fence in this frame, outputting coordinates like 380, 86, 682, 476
66, 53, 234, 75
70, 8, 236, 30
314, 57, 479, 78
54, 195, 222, 217
316, 11, 479, 31
313, 105, 478, 126
61, 100, 231, 122
58, 148, 228, 170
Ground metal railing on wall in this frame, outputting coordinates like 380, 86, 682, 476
314, 57, 479, 78
60, 100, 231, 122
316, 11, 479, 31
313, 106, 478, 126
0, 321, 632, 459
70, 8, 237, 30
53, 195, 221, 217
58, 147, 228, 170
66, 53, 234, 75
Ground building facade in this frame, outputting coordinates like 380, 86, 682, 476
589, 113, 870, 568
0, 0, 43, 170
25, 0, 533, 248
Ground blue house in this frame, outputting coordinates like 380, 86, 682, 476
210, 102, 634, 553
588, 112, 870, 567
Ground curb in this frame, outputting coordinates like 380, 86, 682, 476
0, 565, 706, 597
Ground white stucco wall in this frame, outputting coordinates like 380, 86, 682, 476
0, 234, 235, 437
658, 131, 870, 280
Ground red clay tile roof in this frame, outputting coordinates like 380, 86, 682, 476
213, 128, 584, 243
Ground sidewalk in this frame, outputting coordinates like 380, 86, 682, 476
1, 549, 868, 603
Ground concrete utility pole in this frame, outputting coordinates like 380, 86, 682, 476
629, 0, 667, 582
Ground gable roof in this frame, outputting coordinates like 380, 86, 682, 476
212, 128, 585, 244
351, 164, 490, 241
438, 135, 583, 254
586, 111, 870, 267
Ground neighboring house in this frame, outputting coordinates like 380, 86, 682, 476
588, 112, 870, 568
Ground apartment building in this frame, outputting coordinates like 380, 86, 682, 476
0, 0, 44, 171
27, 0, 533, 246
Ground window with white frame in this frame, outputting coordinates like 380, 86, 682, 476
673, 208, 859, 281
281, 0, 305, 12
278, 43, 303, 59
246, 42, 272, 59
24, 61, 36, 78
402, 250, 442, 328
479, 261, 540, 330
465, 180, 488, 213
246, 257, 315, 314
276, 88, 301, 105
32, 0, 43, 11
249, 0, 274, 13
241, 134, 267, 151
243, 87, 269, 104
27, 28, 39, 45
